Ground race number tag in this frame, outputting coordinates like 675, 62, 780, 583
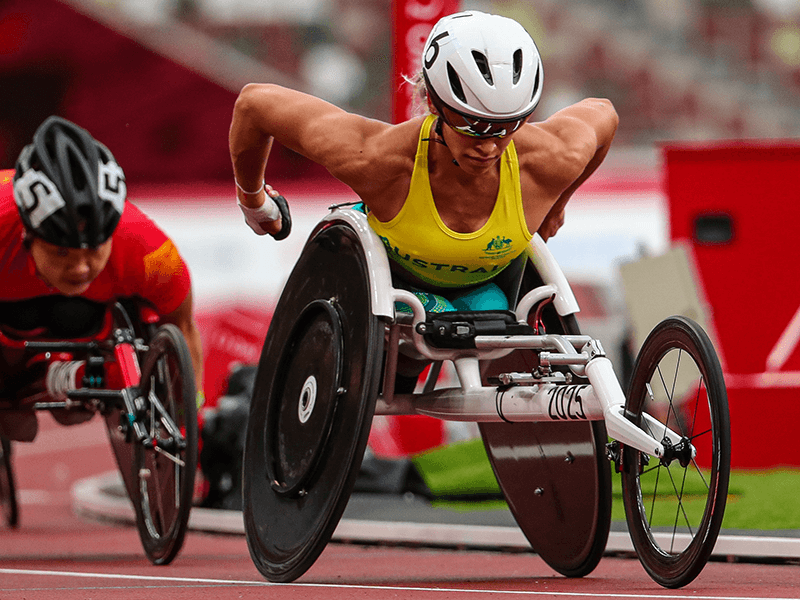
13, 169, 66, 228
97, 160, 126, 213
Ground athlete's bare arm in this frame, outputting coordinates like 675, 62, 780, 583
161, 290, 204, 396
523, 98, 618, 240
229, 84, 414, 231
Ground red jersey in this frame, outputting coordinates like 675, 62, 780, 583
0, 169, 191, 319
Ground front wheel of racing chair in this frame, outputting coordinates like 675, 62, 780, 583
620, 316, 729, 589
133, 323, 198, 565
0, 434, 18, 528
478, 238, 613, 578
243, 214, 386, 583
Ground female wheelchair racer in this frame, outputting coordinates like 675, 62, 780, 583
230, 11, 729, 589
241, 206, 729, 589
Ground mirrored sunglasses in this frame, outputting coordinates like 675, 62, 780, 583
441, 111, 527, 139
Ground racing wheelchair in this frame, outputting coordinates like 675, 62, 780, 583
0, 299, 197, 565
242, 207, 730, 589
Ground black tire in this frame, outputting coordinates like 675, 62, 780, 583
133, 324, 198, 565
480, 261, 611, 578
243, 221, 383, 583
621, 316, 729, 588
0, 435, 19, 528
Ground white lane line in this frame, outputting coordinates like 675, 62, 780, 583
72, 473, 800, 561
0, 569, 798, 600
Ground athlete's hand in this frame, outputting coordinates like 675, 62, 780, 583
236, 184, 291, 239
238, 193, 281, 236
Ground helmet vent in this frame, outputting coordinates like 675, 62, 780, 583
513, 49, 523, 84
531, 64, 541, 101
67, 147, 88, 191
471, 51, 493, 85
446, 62, 467, 103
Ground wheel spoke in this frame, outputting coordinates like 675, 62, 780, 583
647, 459, 661, 524
659, 462, 694, 537
621, 317, 729, 587
151, 459, 166, 534
132, 325, 196, 565
672, 462, 693, 551
689, 427, 713, 441
689, 375, 703, 439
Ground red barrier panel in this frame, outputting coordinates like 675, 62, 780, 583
391, 0, 459, 124
196, 305, 272, 410
665, 141, 800, 468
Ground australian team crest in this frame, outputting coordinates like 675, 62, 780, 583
483, 235, 514, 259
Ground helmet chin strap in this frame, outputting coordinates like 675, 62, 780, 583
422, 117, 460, 167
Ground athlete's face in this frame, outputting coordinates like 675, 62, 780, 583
438, 107, 517, 173
443, 125, 515, 173
29, 237, 113, 296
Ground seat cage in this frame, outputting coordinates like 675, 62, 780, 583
316, 208, 580, 321
312, 209, 674, 459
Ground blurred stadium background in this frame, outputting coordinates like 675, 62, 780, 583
5, 0, 799, 296
4, 0, 800, 284
3, 0, 800, 467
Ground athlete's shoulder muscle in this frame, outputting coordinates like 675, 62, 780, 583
330, 117, 422, 192
108, 203, 191, 314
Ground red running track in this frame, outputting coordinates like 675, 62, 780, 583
2, 415, 800, 600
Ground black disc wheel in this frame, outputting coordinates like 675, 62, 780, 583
0, 435, 19, 528
480, 259, 611, 578
243, 221, 383, 583
621, 316, 729, 588
133, 324, 198, 565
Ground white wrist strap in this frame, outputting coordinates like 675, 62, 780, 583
237, 198, 281, 235
234, 178, 265, 195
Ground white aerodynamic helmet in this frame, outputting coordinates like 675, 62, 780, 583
422, 11, 543, 137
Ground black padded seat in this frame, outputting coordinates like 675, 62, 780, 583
418, 310, 535, 349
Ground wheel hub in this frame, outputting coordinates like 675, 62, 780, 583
660, 436, 693, 468
298, 376, 317, 423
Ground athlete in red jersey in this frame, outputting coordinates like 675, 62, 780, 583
0, 175, 191, 311
0, 117, 203, 421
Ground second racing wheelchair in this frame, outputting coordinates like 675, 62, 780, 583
242, 207, 730, 589
0, 298, 197, 565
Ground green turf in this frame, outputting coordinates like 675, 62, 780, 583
411, 438, 800, 531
